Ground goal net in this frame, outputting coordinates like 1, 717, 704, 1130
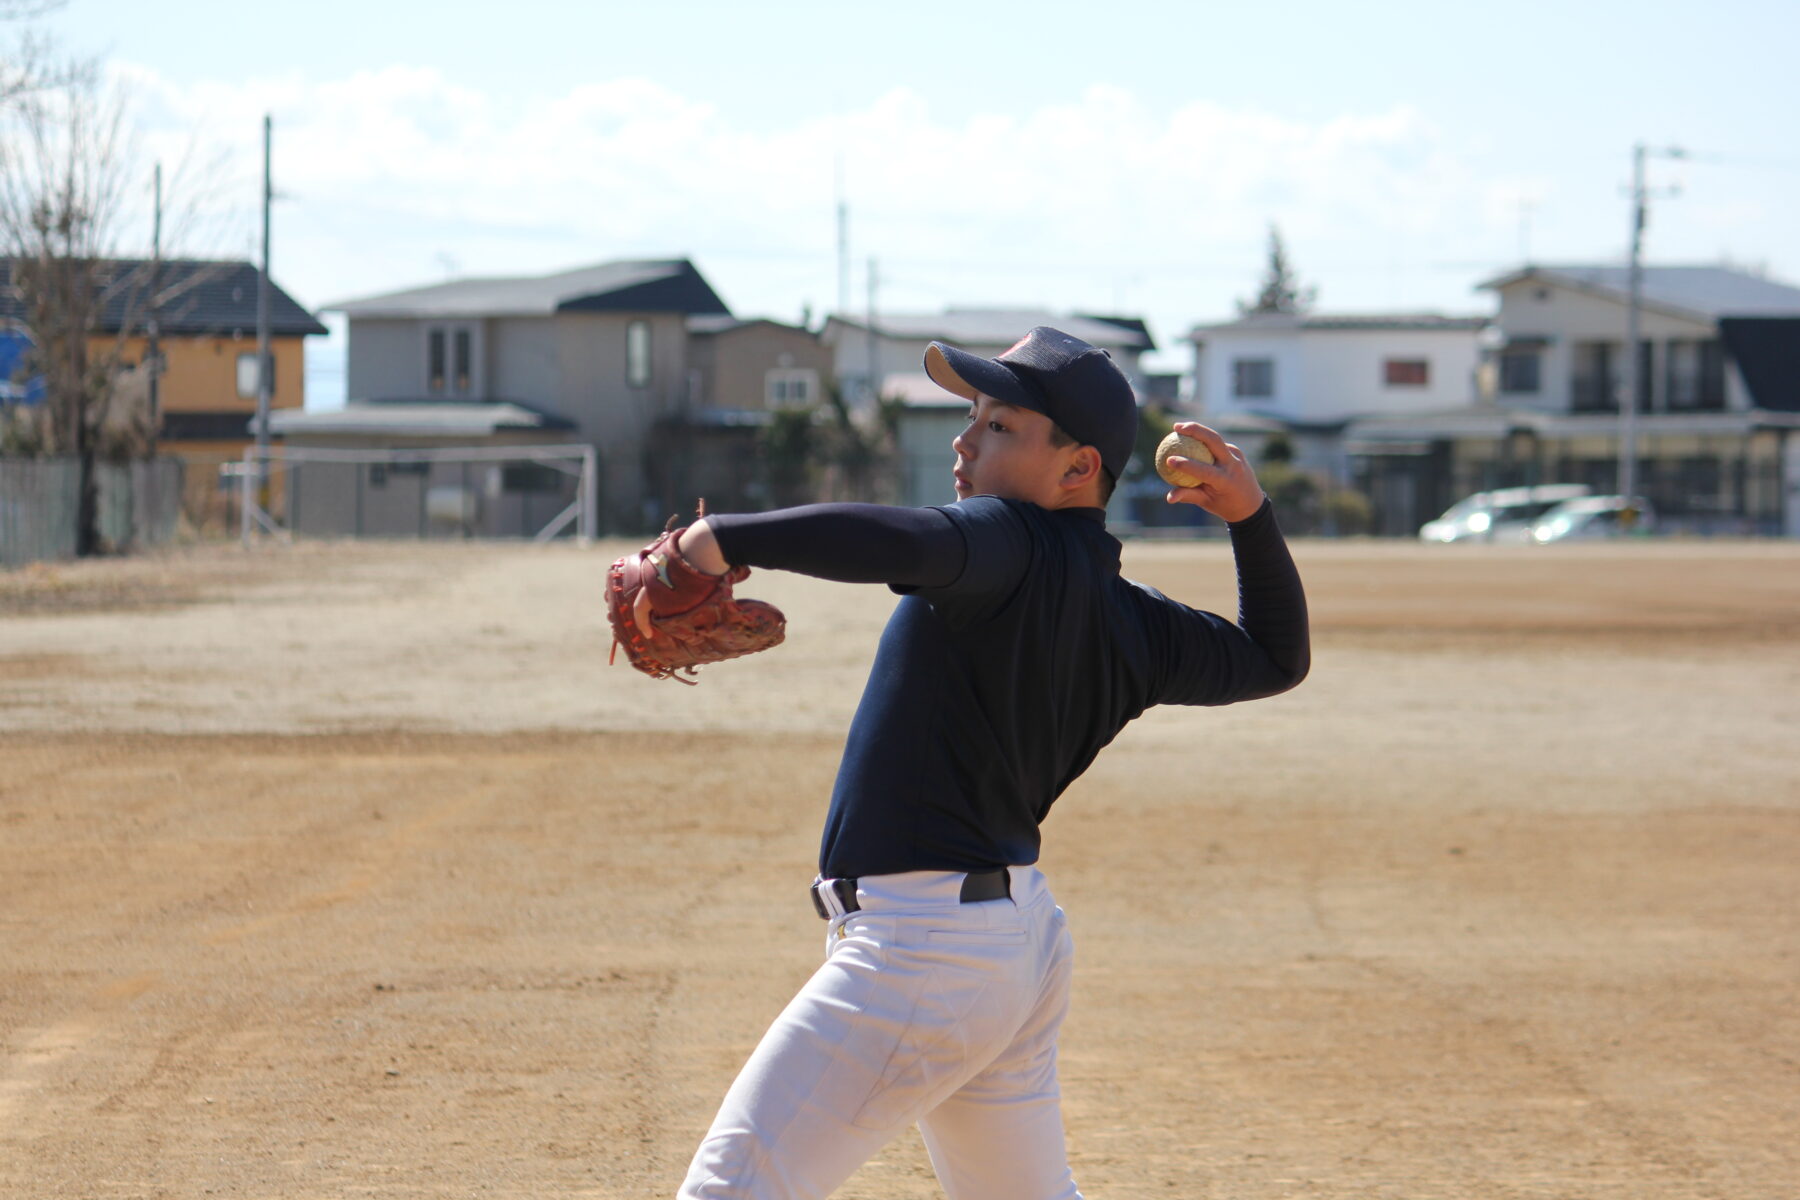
229, 443, 599, 545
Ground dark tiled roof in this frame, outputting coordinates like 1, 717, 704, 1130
1074, 313, 1158, 351
1719, 318, 1800, 412
0, 258, 327, 337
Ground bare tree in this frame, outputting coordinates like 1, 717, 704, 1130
0, 60, 141, 552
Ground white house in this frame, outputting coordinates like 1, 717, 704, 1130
1346, 264, 1800, 536
1189, 311, 1488, 422
1186, 311, 1488, 490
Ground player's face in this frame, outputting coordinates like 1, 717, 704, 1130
952, 395, 1070, 506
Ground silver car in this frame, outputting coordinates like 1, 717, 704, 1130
1418, 484, 1593, 543
1528, 496, 1656, 543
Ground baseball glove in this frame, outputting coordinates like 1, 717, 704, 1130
606, 520, 785, 684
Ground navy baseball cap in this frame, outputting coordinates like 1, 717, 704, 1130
923, 326, 1138, 480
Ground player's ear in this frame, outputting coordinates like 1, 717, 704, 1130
1060, 445, 1103, 492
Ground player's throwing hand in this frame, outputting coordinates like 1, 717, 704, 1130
1162, 421, 1267, 524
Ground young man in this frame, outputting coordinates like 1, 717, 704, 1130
670, 326, 1309, 1199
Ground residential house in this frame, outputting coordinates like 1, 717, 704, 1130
824, 309, 1156, 509
645, 315, 835, 515
299, 259, 747, 534
822, 309, 1156, 416
1187, 310, 1489, 496
1347, 265, 1800, 535
0, 258, 327, 524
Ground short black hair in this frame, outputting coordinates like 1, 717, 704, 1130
1046, 421, 1117, 505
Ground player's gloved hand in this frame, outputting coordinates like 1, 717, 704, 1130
1162, 421, 1268, 524
606, 518, 785, 684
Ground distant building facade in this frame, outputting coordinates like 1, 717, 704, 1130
821, 309, 1157, 509
1186, 310, 1489, 517
1347, 265, 1800, 536
821, 309, 1156, 418
297, 259, 826, 533
0, 258, 327, 525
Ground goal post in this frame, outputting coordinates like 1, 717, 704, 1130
233, 443, 600, 546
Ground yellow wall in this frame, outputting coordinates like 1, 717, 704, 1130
102, 334, 308, 413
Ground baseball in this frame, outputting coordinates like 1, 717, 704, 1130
1155, 431, 1214, 488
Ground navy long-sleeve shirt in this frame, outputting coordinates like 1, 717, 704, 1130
711, 497, 1308, 878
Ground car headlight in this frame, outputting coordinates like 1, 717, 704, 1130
1467, 512, 1491, 533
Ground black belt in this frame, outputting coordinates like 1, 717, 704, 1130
810, 868, 1012, 919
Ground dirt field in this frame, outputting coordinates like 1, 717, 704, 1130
2, 535, 1797, 1199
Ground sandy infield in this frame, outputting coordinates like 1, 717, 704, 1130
1, 535, 1797, 1198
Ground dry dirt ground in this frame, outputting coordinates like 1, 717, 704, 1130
1, 535, 1797, 1199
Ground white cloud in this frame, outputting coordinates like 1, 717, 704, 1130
112, 62, 1790, 380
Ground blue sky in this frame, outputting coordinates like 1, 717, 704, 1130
50, 0, 1800, 402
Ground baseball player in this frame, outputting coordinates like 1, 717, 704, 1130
631, 327, 1309, 1198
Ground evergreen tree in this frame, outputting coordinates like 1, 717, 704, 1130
1239, 225, 1316, 316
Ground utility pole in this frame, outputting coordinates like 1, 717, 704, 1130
864, 256, 879, 408
255, 114, 273, 504
147, 163, 162, 439
1620, 142, 1684, 506
837, 198, 850, 318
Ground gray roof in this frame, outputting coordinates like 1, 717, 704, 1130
830, 309, 1154, 352
1190, 311, 1488, 338
684, 314, 812, 337
268, 400, 574, 438
1479, 265, 1800, 318
327, 258, 729, 319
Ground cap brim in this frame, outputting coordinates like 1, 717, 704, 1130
924, 342, 1049, 416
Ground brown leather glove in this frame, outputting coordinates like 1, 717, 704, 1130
606, 524, 785, 683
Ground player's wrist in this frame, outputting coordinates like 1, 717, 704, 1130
675, 519, 731, 576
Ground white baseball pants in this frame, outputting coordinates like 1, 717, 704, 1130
678, 866, 1081, 1200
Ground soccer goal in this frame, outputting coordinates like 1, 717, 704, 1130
231, 443, 600, 546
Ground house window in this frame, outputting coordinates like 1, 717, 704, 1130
427, 329, 446, 393
453, 329, 471, 393
235, 351, 273, 399
1666, 339, 1725, 411
765, 368, 819, 407
626, 320, 652, 388
1499, 351, 1541, 394
1231, 357, 1274, 398
1571, 341, 1616, 413
1383, 358, 1429, 387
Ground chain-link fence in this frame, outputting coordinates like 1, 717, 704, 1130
0, 457, 185, 567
